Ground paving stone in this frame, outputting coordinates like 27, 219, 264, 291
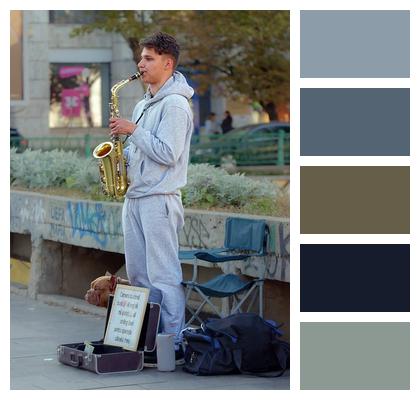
10, 292, 290, 390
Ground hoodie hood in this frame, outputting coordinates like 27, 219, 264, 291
143, 71, 194, 107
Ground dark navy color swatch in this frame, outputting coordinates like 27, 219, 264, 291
300, 244, 410, 312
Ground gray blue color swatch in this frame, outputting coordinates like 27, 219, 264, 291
300, 88, 410, 156
300, 10, 410, 77
300, 322, 410, 389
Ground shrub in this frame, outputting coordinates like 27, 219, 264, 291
183, 163, 280, 210
10, 150, 287, 216
10, 148, 99, 194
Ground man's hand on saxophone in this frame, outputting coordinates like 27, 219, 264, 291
109, 117, 136, 137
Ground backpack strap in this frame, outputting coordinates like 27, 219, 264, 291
272, 339, 290, 371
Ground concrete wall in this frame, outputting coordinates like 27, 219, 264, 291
11, 190, 290, 282
10, 190, 290, 337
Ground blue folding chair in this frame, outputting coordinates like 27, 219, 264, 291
180, 217, 269, 327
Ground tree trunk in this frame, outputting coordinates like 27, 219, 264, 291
262, 101, 278, 121
127, 37, 142, 64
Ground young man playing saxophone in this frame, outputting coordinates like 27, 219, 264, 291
109, 32, 194, 366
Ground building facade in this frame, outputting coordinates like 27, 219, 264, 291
11, 10, 144, 138
11, 10, 264, 140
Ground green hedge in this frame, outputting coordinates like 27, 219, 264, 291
11, 148, 287, 216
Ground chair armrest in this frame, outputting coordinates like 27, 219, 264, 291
191, 257, 199, 282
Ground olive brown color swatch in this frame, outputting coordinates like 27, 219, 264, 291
300, 166, 410, 234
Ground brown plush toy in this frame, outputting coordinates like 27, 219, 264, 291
85, 273, 129, 307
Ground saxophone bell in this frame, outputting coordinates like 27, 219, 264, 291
93, 141, 113, 159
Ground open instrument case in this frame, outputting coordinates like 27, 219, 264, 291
57, 296, 160, 374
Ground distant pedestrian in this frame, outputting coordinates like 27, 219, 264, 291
203, 112, 221, 136
221, 110, 233, 134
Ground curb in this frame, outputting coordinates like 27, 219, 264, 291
10, 284, 106, 318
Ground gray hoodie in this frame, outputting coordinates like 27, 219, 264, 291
124, 71, 194, 198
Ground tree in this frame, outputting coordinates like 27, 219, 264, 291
70, 11, 156, 64
163, 11, 290, 121
71, 11, 289, 121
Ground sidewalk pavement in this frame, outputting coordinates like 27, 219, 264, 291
10, 289, 290, 390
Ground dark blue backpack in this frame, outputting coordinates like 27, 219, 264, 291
182, 313, 290, 376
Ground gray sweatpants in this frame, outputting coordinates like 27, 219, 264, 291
122, 194, 185, 345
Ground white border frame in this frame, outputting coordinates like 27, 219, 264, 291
104, 284, 149, 352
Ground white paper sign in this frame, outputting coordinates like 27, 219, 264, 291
103, 284, 149, 351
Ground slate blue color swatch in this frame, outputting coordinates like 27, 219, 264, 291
300, 88, 410, 156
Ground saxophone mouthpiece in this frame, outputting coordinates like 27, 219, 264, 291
130, 72, 141, 81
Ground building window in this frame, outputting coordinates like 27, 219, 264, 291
49, 11, 97, 24
10, 10, 23, 101
49, 63, 110, 128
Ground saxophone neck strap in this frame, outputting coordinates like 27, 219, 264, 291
123, 110, 145, 145
135, 109, 145, 125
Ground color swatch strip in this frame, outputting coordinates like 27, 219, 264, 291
300, 244, 410, 312
299, 9, 411, 390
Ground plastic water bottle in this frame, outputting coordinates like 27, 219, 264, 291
156, 334, 175, 372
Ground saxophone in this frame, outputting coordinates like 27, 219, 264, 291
93, 72, 141, 199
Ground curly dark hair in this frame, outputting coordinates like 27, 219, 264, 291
140, 32, 180, 67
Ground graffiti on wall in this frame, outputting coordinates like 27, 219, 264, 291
67, 202, 106, 246
242, 222, 290, 281
181, 215, 211, 248
20, 198, 46, 226
49, 204, 66, 240
66, 201, 123, 248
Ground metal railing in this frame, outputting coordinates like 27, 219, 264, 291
21, 134, 107, 158
15, 130, 290, 167
189, 130, 290, 166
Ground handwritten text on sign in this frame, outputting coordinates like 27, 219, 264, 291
104, 285, 149, 351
